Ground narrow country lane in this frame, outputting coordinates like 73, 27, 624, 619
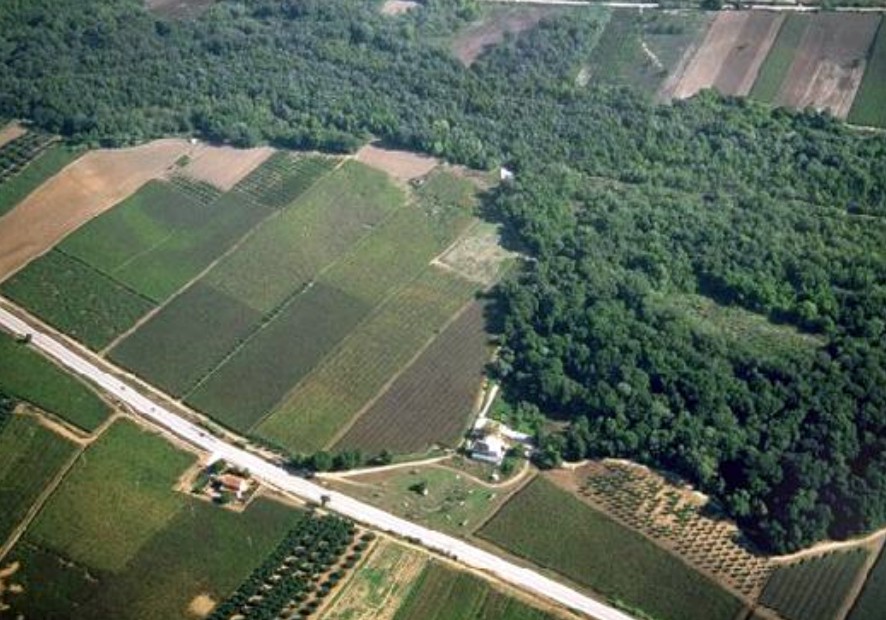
0, 300, 636, 620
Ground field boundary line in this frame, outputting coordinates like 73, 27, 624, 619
320, 298, 477, 450
182, 192, 413, 402
0, 436, 87, 562
98, 195, 278, 355
836, 535, 886, 620
469, 470, 539, 536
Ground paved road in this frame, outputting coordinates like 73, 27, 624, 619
0, 302, 635, 620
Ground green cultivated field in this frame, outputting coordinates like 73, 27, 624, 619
0, 143, 79, 217
849, 545, 886, 620
234, 152, 339, 208
257, 268, 477, 453
0, 415, 77, 544
0, 330, 110, 430
479, 477, 744, 620
10, 479, 301, 619
395, 562, 557, 620
112, 161, 397, 396
27, 419, 194, 571
760, 549, 869, 620
750, 15, 806, 102
1, 250, 155, 350
849, 18, 886, 127
60, 180, 272, 301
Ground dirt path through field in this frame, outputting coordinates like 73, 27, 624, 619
774, 13, 880, 118
0, 123, 26, 149
0, 139, 194, 281
670, 12, 783, 99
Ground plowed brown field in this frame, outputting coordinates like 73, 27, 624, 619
175, 144, 274, 191
774, 13, 880, 118
669, 12, 783, 99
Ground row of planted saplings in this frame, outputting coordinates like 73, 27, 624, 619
0, 132, 53, 176
209, 514, 360, 620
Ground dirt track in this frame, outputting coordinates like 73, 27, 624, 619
775, 13, 880, 118
670, 12, 784, 99
0, 139, 193, 280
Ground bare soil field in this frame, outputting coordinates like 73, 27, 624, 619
668, 12, 784, 99
381, 0, 418, 16
174, 144, 274, 191
452, 6, 554, 66
0, 139, 193, 280
354, 144, 437, 182
774, 13, 880, 118
0, 123, 26, 149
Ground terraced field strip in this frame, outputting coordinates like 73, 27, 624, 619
0, 330, 111, 431
670, 11, 783, 99
750, 14, 808, 102
849, 542, 886, 620
772, 13, 881, 118
849, 16, 886, 127
109, 159, 371, 396
393, 561, 562, 620
479, 477, 746, 620
760, 548, 870, 620
190, 187, 474, 436
0, 415, 78, 547
253, 268, 478, 453
335, 299, 491, 455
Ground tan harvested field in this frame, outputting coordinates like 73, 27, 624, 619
0, 139, 194, 280
381, 0, 418, 16
452, 7, 552, 66
669, 12, 784, 99
175, 144, 274, 191
354, 144, 438, 182
0, 123, 26, 149
774, 13, 880, 119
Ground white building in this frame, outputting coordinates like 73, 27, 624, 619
471, 434, 507, 465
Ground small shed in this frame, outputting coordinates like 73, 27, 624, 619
471, 434, 507, 465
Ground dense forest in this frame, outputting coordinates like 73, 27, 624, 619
1, 0, 884, 553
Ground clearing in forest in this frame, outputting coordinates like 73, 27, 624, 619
666, 11, 783, 100
0, 139, 193, 280
451, 5, 557, 66
380, 0, 419, 17
771, 13, 880, 118
0, 123, 26, 149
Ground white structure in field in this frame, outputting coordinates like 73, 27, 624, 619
471, 434, 507, 465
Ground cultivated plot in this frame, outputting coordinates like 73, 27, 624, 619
0, 415, 77, 546
760, 549, 870, 620
7, 418, 303, 619
0, 143, 79, 218
335, 300, 490, 455
0, 330, 110, 431
479, 477, 745, 620
849, 17, 886, 127
667, 11, 784, 100
849, 544, 886, 620
0, 138, 193, 280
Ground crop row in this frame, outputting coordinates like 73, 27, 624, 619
234, 153, 338, 209
0, 131, 55, 183
209, 514, 367, 619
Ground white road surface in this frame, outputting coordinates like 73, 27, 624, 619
0, 302, 637, 620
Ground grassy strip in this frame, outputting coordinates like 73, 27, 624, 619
0, 330, 110, 431
395, 561, 557, 620
849, 545, 886, 620
479, 477, 745, 620
0, 144, 79, 217
0, 415, 77, 544
27, 419, 194, 571
761, 549, 869, 620
848, 16, 886, 127
749, 15, 806, 102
